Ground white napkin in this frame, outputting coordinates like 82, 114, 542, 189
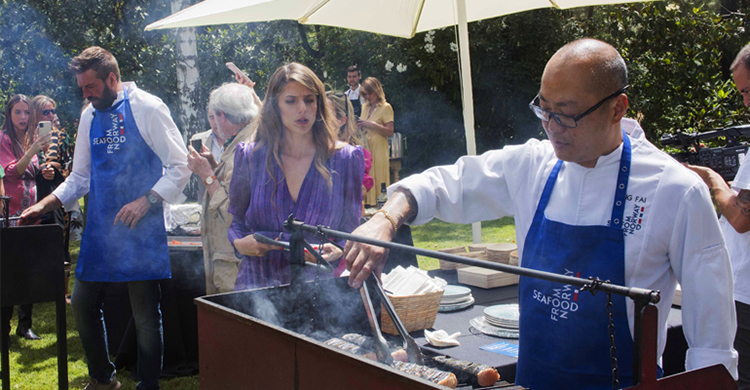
424, 329, 461, 347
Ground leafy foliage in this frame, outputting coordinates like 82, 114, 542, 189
0, 0, 748, 175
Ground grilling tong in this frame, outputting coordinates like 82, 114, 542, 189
360, 276, 425, 365
253, 232, 335, 273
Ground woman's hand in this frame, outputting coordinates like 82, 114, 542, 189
187, 145, 214, 180
41, 165, 55, 180
234, 235, 284, 257
357, 119, 377, 129
303, 243, 343, 264
30, 132, 53, 155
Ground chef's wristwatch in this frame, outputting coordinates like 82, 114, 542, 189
204, 175, 217, 186
146, 192, 160, 205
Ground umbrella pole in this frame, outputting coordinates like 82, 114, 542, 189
455, 0, 482, 244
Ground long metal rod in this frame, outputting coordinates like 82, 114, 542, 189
286, 220, 660, 304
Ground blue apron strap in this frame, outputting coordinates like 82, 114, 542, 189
610, 130, 631, 228
536, 160, 564, 213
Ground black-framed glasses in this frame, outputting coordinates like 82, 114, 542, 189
42, 109, 57, 116
529, 85, 629, 128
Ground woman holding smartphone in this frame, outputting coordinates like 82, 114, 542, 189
0, 94, 51, 341
30, 95, 75, 303
357, 77, 394, 207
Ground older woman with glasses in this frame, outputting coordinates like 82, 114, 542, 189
357, 77, 394, 207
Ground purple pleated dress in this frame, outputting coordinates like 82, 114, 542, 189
228, 141, 365, 290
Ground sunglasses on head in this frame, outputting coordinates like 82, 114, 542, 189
42, 109, 57, 116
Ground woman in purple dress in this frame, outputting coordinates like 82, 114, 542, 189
229, 63, 365, 290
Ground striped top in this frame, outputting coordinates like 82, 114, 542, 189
228, 141, 365, 290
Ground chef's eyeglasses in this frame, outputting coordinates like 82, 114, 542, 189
529, 85, 629, 128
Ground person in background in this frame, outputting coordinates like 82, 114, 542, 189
29, 95, 75, 303
357, 77, 394, 207
21, 46, 190, 390
187, 83, 259, 294
685, 42, 750, 390
327, 90, 374, 197
189, 105, 225, 204
344, 65, 364, 117
228, 62, 364, 289
344, 39, 738, 388
0, 94, 51, 342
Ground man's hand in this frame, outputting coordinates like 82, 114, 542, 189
187, 145, 215, 180
344, 214, 396, 288
683, 163, 725, 188
114, 196, 151, 229
684, 162, 750, 233
19, 203, 45, 225
19, 195, 63, 225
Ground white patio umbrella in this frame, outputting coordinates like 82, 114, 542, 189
146, 0, 658, 242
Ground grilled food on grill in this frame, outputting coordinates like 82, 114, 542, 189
342, 333, 408, 362
432, 355, 500, 387
391, 361, 458, 388
325, 338, 377, 361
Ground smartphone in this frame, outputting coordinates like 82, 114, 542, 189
38, 121, 52, 137
190, 139, 203, 152
226, 62, 249, 81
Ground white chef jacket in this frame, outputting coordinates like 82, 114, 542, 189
721, 151, 750, 305
391, 118, 738, 378
54, 82, 190, 209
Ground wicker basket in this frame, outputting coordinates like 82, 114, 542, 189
380, 289, 444, 335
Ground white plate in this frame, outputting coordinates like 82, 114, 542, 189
441, 294, 474, 305
484, 304, 520, 322
442, 285, 472, 300
484, 316, 519, 329
469, 316, 520, 339
439, 296, 475, 312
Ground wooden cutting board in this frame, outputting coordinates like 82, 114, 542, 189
457, 266, 519, 289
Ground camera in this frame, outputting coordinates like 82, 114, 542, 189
660, 124, 750, 182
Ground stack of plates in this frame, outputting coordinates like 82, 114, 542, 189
483, 304, 519, 329
438, 285, 475, 312
469, 304, 520, 339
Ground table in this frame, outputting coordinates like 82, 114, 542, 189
103, 237, 204, 379
411, 269, 686, 384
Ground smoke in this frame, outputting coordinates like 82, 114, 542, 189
0, 2, 78, 130
214, 276, 372, 338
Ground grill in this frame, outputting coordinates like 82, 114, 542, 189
195, 277, 456, 390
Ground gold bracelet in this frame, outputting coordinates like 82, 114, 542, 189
374, 209, 397, 233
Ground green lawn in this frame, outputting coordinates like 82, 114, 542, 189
9, 218, 515, 389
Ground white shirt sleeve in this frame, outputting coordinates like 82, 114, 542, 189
670, 182, 738, 378
136, 95, 190, 205
52, 107, 93, 210
389, 144, 533, 226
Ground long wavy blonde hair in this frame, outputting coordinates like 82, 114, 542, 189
252, 63, 339, 191
326, 91, 365, 147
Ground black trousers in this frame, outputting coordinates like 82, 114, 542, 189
1, 304, 33, 337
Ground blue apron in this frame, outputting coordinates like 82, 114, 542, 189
515, 132, 633, 389
77, 87, 170, 282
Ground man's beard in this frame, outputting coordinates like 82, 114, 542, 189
91, 83, 118, 110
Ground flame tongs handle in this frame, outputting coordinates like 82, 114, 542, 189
371, 275, 425, 365
253, 233, 334, 273
359, 280, 394, 364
